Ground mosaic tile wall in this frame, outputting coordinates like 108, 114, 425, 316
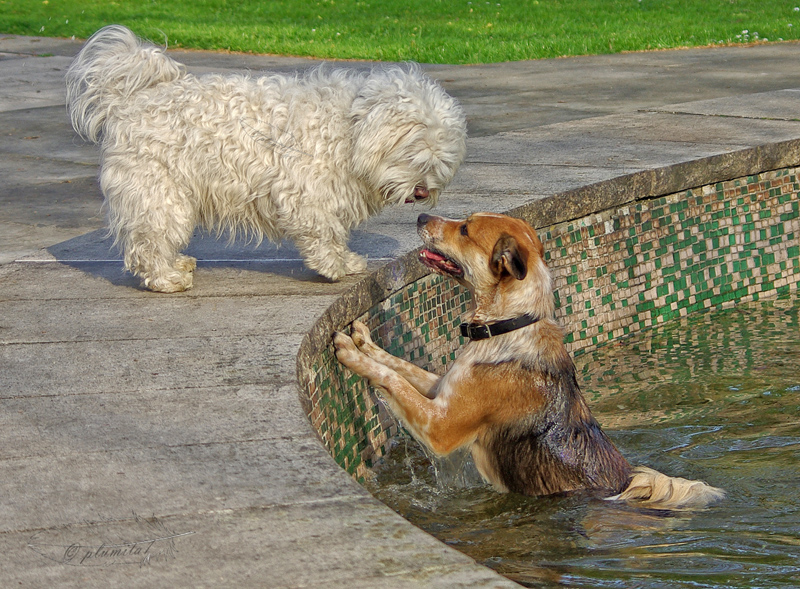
300, 167, 799, 483
548, 168, 799, 354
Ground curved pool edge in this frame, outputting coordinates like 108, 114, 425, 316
509, 139, 800, 228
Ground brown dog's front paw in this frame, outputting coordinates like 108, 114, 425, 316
333, 331, 362, 370
350, 320, 374, 349
333, 331, 355, 352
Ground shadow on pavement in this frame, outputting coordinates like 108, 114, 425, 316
46, 227, 400, 287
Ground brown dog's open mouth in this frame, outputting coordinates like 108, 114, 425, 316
419, 248, 463, 277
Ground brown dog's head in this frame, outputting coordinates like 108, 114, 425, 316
417, 212, 554, 319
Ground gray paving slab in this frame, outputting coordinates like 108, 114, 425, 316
0, 106, 98, 163
468, 113, 800, 165
3, 500, 516, 589
651, 88, 800, 120
0, 382, 303, 455
0, 33, 82, 57
429, 42, 800, 135
0, 55, 73, 111
0, 297, 335, 344
1, 31, 800, 587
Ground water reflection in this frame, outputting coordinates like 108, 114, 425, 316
368, 296, 800, 588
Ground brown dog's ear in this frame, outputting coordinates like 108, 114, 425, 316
491, 234, 528, 280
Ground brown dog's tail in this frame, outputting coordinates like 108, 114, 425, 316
607, 466, 725, 509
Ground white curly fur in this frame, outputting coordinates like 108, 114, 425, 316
65, 25, 467, 292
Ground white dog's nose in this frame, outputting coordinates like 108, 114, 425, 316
406, 185, 430, 202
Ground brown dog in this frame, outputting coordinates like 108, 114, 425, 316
334, 212, 724, 508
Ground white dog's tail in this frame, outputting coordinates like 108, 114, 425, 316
66, 25, 184, 143
607, 466, 725, 509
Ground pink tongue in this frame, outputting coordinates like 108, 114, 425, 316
421, 249, 446, 262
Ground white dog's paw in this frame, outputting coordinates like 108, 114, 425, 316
344, 252, 368, 275
175, 254, 197, 273
144, 267, 194, 293
307, 255, 347, 282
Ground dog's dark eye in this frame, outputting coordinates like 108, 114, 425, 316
460, 223, 468, 237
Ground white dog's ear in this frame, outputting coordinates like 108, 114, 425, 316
491, 234, 528, 281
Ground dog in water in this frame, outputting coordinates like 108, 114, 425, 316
65, 25, 466, 292
335, 212, 724, 508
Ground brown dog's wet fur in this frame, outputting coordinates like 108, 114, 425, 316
335, 212, 724, 508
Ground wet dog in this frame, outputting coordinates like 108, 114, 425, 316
66, 26, 466, 292
335, 212, 724, 508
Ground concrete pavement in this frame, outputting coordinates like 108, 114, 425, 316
2, 33, 800, 587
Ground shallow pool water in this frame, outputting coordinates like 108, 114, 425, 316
367, 296, 800, 588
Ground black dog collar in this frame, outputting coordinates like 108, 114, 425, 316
459, 314, 541, 341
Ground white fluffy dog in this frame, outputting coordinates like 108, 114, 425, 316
65, 25, 467, 292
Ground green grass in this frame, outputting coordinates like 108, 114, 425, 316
2, 0, 800, 64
